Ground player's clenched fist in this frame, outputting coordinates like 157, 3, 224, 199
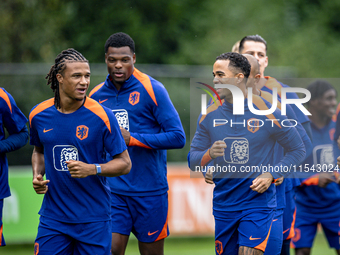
32, 174, 50, 194
209, 140, 227, 159
66, 160, 96, 178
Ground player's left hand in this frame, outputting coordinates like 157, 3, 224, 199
250, 172, 274, 193
205, 167, 214, 185
337, 156, 340, 168
120, 127, 131, 146
318, 172, 335, 188
66, 160, 96, 178
274, 176, 284, 186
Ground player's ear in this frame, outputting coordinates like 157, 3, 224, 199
254, 74, 261, 84
235, 73, 245, 84
133, 53, 136, 64
56, 73, 63, 84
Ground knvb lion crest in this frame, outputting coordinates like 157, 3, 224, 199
53, 145, 79, 171
60, 147, 78, 170
247, 118, 260, 133
112, 109, 129, 131
76, 125, 89, 140
129, 91, 140, 106
230, 139, 249, 164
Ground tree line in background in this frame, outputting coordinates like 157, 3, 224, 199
1, 0, 340, 76
1, 0, 340, 165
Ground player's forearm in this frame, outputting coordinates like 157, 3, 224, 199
32, 147, 45, 178
129, 129, 185, 149
0, 126, 28, 153
99, 150, 131, 177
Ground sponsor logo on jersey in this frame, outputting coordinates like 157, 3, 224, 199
53, 145, 79, 171
76, 125, 89, 140
223, 137, 249, 164
129, 91, 140, 106
99, 99, 108, 104
43, 128, 53, 133
112, 109, 129, 131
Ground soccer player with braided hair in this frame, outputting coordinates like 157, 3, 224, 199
29, 48, 131, 254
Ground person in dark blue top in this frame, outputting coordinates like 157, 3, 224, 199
30, 48, 131, 254
0, 88, 28, 247
90, 32, 185, 255
190, 52, 305, 255
292, 80, 340, 255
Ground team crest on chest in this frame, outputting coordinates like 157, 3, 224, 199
247, 118, 260, 133
76, 125, 89, 140
129, 91, 140, 105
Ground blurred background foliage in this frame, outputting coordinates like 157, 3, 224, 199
1, 0, 340, 165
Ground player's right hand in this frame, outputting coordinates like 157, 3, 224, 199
32, 174, 50, 194
209, 141, 227, 159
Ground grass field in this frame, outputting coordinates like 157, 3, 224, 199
0, 233, 335, 255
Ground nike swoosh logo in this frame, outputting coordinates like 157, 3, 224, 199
283, 228, 290, 234
273, 219, 278, 222
249, 236, 261, 240
43, 128, 53, 133
99, 99, 108, 104
148, 230, 159, 236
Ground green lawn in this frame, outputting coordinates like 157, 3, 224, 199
0, 233, 335, 255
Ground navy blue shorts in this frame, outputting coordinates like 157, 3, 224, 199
111, 192, 169, 243
264, 209, 283, 255
292, 212, 340, 249
35, 216, 111, 254
282, 189, 296, 240
214, 208, 275, 255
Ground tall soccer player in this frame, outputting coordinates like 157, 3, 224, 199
238, 35, 312, 254
242, 54, 312, 255
0, 89, 28, 247
30, 48, 131, 254
292, 80, 340, 255
89, 32, 186, 255
190, 52, 305, 255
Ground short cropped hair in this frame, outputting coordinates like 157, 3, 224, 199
105, 32, 135, 53
239, 35, 267, 54
216, 52, 251, 79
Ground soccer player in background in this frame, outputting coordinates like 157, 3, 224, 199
243, 54, 312, 255
238, 35, 313, 254
30, 48, 131, 254
292, 80, 340, 255
190, 52, 305, 255
89, 32, 186, 255
332, 102, 340, 161
0, 89, 28, 247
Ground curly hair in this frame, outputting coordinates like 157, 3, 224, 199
46, 48, 88, 109
105, 32, 135, 53
216, 52, 251, 78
